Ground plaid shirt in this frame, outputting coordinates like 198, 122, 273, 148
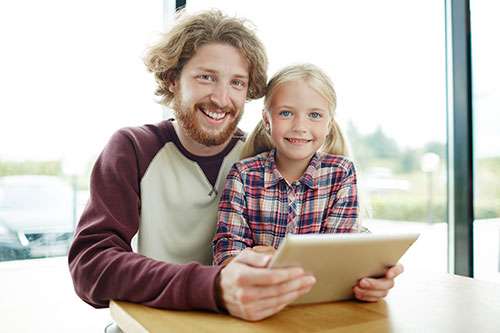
212, 149, 361, 265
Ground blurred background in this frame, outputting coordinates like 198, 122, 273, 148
0, 0, 498, 293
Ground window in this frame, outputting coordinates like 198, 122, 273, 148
471, 0, 500, 282
0, 0, 164, 262
186, 0, 448, 272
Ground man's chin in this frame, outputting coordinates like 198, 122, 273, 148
192, 128, 234, 146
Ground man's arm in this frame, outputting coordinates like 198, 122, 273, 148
68, 128, 221, 311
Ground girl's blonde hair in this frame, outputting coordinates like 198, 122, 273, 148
240, 63, 349, 160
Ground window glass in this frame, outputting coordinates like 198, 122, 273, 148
471, 0, 500, 283
0, 0, 163, 262
187, 0, 448, 272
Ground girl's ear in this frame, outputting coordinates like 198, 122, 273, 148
262, 109, 271, 129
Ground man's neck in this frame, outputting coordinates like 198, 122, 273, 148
172, 121, 231, 157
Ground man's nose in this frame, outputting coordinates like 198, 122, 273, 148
209, 83, 230, 109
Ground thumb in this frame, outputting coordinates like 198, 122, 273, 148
234, 248, 272, 268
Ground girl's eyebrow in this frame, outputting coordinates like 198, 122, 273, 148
308, 107, 327, 112
275, 104, 295, 109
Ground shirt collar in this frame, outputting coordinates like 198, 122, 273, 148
263, 149, 321, 189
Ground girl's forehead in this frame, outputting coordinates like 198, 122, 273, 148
269, 80, 330, 110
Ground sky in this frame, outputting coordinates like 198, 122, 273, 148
0, 0, 498, 167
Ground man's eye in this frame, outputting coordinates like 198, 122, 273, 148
309, 112, 322, 119
279, 110, 292, 118
232, 79, 246, 88
198, 74, 215, 82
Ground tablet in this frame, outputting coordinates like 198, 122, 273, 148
268, 232, 419, 305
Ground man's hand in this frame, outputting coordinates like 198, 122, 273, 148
217, 248, 316, 321
353, 263, 404, 302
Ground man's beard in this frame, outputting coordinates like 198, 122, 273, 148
173, 96, 243, 147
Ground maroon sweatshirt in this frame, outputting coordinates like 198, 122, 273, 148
68, 120, 245, 311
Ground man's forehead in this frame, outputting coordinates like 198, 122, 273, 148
186, 43, 250, 77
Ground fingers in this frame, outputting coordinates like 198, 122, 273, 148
238, 266, 306, 286
353, 283, 389, 302
233, 248, 272, 268
386, 263, 404, 279
229, 251, 306, 286
353, 264, 403, 302
236, 274, 316, 303
360, 277, 395, 291
219, 257, 316, 321
240, 282, 315, 321
251, 246, 276, 255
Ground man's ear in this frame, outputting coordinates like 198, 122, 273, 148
166, 70, 178, 93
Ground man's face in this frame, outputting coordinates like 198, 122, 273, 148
170, 43, 250, 146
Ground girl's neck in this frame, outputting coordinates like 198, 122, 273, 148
275, 151, 312, 184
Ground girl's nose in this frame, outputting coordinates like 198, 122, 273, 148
291, 115, 307, 133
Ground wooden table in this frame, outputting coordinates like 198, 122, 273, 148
110, 273, 500, 332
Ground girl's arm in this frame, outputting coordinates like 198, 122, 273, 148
212, 164, 254, 265
321, 159, 364, 233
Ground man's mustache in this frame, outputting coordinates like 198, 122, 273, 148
195, 102, 237, 116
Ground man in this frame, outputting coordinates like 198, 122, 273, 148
68, 10, 402, 322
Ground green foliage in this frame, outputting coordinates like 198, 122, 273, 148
365, 126, 400, 158
370, 194, 500, 222
398, 148, 419, 173
370, 195, 447, 222
424, 141, 446, 159
0, 160, 62, 176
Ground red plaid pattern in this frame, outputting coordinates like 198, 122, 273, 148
212, 149, 361, 265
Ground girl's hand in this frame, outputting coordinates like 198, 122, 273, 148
352, 264, 404, 302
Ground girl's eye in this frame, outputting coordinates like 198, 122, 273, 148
279, 110, 292, 118
309, 112, 322, 119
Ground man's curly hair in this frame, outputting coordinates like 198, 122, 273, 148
144, 10, 268, 107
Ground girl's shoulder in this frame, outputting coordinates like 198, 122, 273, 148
233, 150, 271, 173
317, 153, 356, 173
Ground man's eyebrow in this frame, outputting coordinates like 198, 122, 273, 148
193, 67, 249, 80
194, 67, 217, 73
233, 74, 249, 80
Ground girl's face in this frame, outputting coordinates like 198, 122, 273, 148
264, 79, 331, 166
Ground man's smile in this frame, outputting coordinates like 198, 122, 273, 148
197, 104, 231, 122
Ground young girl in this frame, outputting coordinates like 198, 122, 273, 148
212, 63, 364, 265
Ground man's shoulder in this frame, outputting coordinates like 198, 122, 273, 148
99, 120, 175, 180
114, 120, 173, 146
